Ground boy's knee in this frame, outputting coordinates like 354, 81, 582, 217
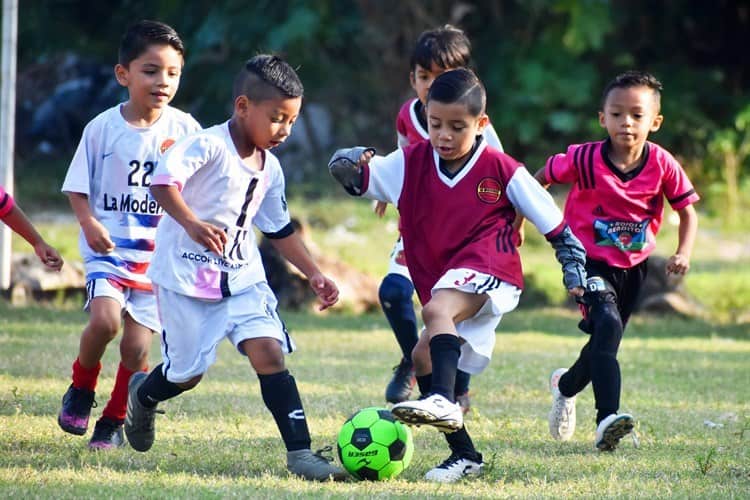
421, 301, 447, 326
176, 374, 202, 390
379, 274, 414, 306
88, 316, 120, 340
590, 302, 623, 353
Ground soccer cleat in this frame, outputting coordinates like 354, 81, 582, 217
124, 372, 162, 452
595, 413, 634, 451
385, 358, 416, 404
455, 390, 471, 415
391, 393, 463, 433
57, 384, 96, 435
287, 447, 349, 481
88, 417, 125, 450
424, 452, 484, 483
548, 368, 576, 441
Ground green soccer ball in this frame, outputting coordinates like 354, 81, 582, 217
337, 407, 414, 480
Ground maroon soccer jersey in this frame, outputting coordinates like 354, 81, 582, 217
363, 140, 565, 304
543, 140, 700, 268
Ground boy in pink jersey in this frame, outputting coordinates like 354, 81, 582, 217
379, 25, 504, 410
537, 71, 699, 451
330, 68, 586, 482
58, 20, 201, 450
0, 185, 63, 271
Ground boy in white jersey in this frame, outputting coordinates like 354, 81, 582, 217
124, 55, 346, 482
379, 24, 506, 411
537, 71, 699, 451
59, 20, 201, 450
330, 68, 586, 483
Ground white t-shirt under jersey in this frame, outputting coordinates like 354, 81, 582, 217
62, 104, 201, 290
147, 121, 291, 299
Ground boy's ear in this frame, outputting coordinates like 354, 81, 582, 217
477, 113, 489, 134
114, 64, 128, 86
598, 110, 606, 128
234, 95, 250, 115
409, 71, 417, 91
650, 113, 664, 132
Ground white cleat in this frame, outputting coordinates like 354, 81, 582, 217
424, 453, 484, 483
549, 368, 576, 441
595, 413, 634, 451
391, 393, 463, 433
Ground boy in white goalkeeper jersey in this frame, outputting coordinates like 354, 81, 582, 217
58, 20, 200, 450
124, 54, 346, 482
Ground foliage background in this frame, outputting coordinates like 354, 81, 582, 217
11, 1, 750, 222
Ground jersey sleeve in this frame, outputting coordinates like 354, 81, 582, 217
152, 134, 220, 191
254, 159, 292, 234
0, 185, 15, 218
542, 145, 579, 185
362, 148, 406, 205
506, 166, 565, 236
657, 146, 700, 210
482, 123, 504, 152
61, 121, 96, 195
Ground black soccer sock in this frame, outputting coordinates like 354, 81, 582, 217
258, 370, 311, 452
416, 374, 432, 396
429, 334, 461, 401
379, 274, 419, 361
137, 363, 184, 408
445, 425, 480, 460
454, 369, 471, 397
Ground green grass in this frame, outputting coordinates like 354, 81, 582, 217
0, 302, 748, 498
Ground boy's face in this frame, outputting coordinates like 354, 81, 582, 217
234, 95, 301, 150
115, 43, 183, 113
410, 62, 452, 106
427, 100, 487, 167
599, 85, 663, 150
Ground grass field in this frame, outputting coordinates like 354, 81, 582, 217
1, 302, 748, 499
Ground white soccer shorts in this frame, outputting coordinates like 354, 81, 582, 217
84, 278, 160, 333
386, 236, 412, 279
155, 281, 294, 383
431, 268, 521, 374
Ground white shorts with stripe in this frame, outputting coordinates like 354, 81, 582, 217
85, 278, 160, 333
155, 281, 294, 383
431, 268, 521, 375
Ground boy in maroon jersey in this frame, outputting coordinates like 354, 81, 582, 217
329, 68, 586, 482
536, 71, 699, 451
377, 25, 504, 410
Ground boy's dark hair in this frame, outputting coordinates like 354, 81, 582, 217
232, 55, 304, 102
410, 24, 471, 71
427, 68, 486, 117
601, 70, 663, 109
118, 20, 184, 67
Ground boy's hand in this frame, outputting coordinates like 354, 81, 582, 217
185, 220, 227, 256
81, 219, 115, 253
373, 200, 388, 218
666, 253, 690, 275
308, 272, 339, 311
34, 242, 63, 271
568, 286, 585, 298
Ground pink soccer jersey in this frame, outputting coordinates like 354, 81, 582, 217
0, 185, 14, 218
543, 140, 699, 268
362, 140, 565, 304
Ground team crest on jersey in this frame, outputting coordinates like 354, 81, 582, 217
477, 178, 502, 204
160, 138, 176, 154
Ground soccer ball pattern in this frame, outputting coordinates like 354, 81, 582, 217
337, 407, 414, 480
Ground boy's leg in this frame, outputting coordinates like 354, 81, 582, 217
59, 290, 122, 435
242, 337, 346, 481
91, 314, 152, 449
379, 273, 418, 404
454, 369, 472, 414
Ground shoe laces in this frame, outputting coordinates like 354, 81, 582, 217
68, 388, 97, 415
91, 418, 121, 440
392, 359, 413, 377
312, 445, 335, 463
437, 452, 467, 470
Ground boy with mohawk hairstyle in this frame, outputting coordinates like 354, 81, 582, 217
125, 54, 347, 481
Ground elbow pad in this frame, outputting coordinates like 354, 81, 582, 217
328, 147, 376, 196
547, 225, 587, 290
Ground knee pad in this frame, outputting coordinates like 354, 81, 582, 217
379, 274, 414, 306
589, 302, 623, 355
578, 276, 617, 334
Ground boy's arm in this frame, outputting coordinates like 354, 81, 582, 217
2, 204, 63, 271
150, 185, 226, 256
267, 231, 339, 310
666, 204, 698, 275
67, 192, 115, 254
533, 166, 550, 187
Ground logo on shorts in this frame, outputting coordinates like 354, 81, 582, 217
477, 178, 502, 204
160, 138, 176, 154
